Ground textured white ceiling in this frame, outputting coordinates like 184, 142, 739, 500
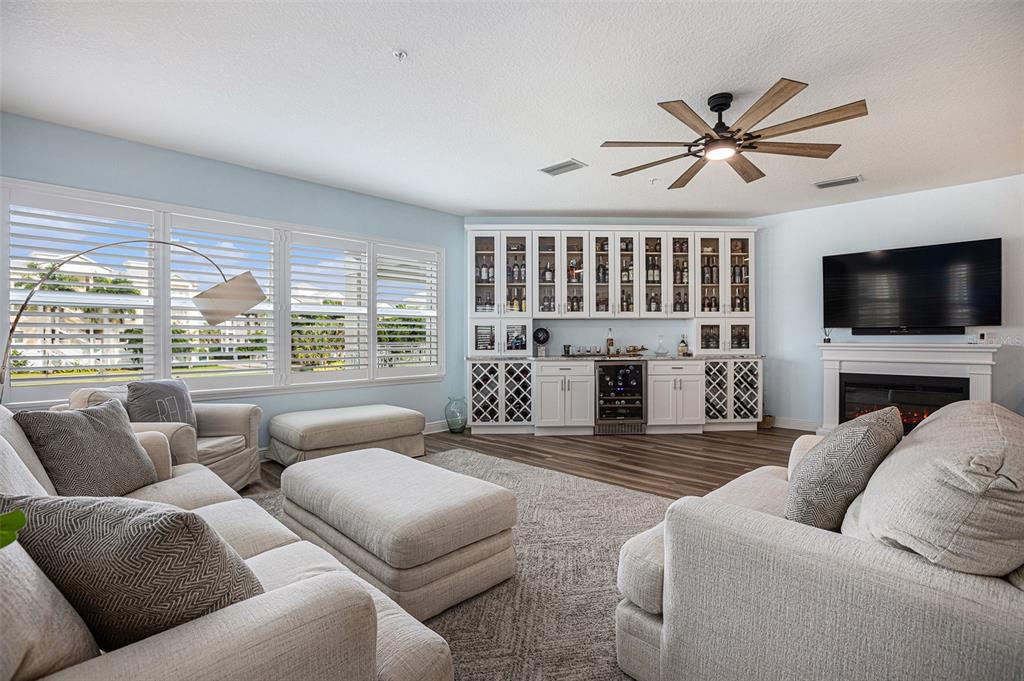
2, 2, 1022, 218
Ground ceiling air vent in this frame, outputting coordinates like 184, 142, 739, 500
814, 174, 862, 189
539, 158, 588, 176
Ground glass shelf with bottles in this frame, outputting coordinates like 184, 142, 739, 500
563, 234, 587, 316
670, 235, 691, 315
617, 234, 639, 317
472, 234, 497, 314
592, 234, 612, 316
728, 236, 753, 315
502, 234, 530, 316
698, 237, 722, 315
641, 234, 664, 316
536, 233, 558, 315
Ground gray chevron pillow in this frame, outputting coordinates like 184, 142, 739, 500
785, 406, 903, 530
0, 494, 263, 650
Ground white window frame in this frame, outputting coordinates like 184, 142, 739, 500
1, 177, 446, 407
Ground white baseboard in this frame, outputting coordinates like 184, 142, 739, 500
771, 417, 819, 432
424, 419, 449, 435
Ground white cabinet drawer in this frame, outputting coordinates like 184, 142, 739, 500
647, 361, 704, 376
536, 362, 594, 376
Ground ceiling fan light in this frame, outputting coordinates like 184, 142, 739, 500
705, 139, 737, 161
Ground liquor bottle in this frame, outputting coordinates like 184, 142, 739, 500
673, 264, 680, 284
628, 260, 634, 283
711, 294, 719, 310
606, 328, 614, 354
475, 262, 481, 282
711, 263, 719, 284
703, 264, 711, 284
741, 294, 749, 311
476, 296, 483, 310
674, 291, 682, 311
655, 260, 661, 284
741, 263, 749, 281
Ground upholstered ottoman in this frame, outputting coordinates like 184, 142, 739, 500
280, 448, 517, 620
267, 404, 425, 466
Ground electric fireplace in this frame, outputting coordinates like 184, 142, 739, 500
839, 372, 969, 434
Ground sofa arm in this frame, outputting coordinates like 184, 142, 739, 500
194, 403, 261, 447
787, 434, 823, 479
129, 422, 198, 465
134, 432, 172, 481
43, 572, 377, 681
661, 497, 1024, 681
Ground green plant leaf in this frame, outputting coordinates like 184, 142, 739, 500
0, 509, 26, 549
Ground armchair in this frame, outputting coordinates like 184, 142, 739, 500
61, 386, 262, 491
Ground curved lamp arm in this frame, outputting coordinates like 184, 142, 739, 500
1, 239, 239, 402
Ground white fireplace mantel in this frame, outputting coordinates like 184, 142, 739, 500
818, 342, 1002, 435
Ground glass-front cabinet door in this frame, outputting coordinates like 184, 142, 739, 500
639, 232, 667, 318
669, 233, 694, 317
471, 232, 498, 315
726, 233, 754, 316
501, 320, 532, 356
501, 232, 531, 317
696, 320, 725, 354
590, 233, 613, 317
469, 319, 499, 356
561, 232, 589, 318
725, 320, 755, 354
614, 232, 639, 318
533, 232, 559, 318
696, 234, 724, 317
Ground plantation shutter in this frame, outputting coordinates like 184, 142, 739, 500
289, 232, 369, 381
168, 214, 275, 387
374, 244, 441, 378
6, 189, 156, 399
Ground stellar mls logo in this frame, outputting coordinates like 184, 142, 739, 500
987, 333, 1024, 346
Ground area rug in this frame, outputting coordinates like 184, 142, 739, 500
246, 449, 672, 681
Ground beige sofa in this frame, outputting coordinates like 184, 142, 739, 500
0, 405, 454, 681
616, 403, 1024, 681
61, 386, 262, 491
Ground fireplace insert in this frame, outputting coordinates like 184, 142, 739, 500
839, 373, 969, 434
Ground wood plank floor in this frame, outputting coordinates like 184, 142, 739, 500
253, 427, 808, 499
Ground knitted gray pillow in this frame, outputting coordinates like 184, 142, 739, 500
0, 494, 263, 651
127, 378, 196, 430
13, 400, 157, 497
785, 406, 904, 530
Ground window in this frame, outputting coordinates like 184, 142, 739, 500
6, 190, 156, 397
1, 180, 444, 403
289, 232, 369, 381
374, 244, 441, 378
168, 214, 275, 388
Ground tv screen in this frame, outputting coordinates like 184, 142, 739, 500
823, 238, 1002, 332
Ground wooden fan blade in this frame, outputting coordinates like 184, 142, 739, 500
725, 154, 765, 183
658, 100, 717, 138
668, 158, 708, 189
744, 141, 840, 158
749, 100, 868, 140
612, 152, 694, 177
731, 78, 808, 134
601, 141, 689, 147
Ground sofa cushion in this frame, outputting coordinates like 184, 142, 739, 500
68, 385, 128, 408
845, 401, 1024, 575
617, 521, 665, 615
1, 494, 263, 651
0, 405, 56, 494
0, 436, 48, 496
1, 541, 99, 681
197, 434, 247, 463
1010, 565, 1024, 590
14, 400, 157, 497
126, 463, 239, 510
246, 541, 453, 681
127, 378, 197, 429
282, 448, 517, 568
194, 499, 299, 559
707, 465, 790, 517
269, 405, 425, 451
786, 406, 903, 530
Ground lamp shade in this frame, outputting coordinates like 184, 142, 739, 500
192, 271, 267, 326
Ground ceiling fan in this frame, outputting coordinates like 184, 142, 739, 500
602, 78, 867, 189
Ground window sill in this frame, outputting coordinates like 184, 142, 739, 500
5, 372, 447, 410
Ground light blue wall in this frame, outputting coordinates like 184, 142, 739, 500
0, 113, 467, 440
757, 175, 1024, 426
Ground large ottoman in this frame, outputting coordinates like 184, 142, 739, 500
268, 404, 425, 465
280, 448, 517, 620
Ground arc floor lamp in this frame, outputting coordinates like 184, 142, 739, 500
1, 238, 267, 402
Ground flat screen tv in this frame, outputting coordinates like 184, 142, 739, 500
823, 238, 1001, 334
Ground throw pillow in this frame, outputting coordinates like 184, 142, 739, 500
0, 436, 47, 497
785, 406, 903, 530
13, 400, 157, 497
0, 494, 263, 650
0, 541, 99, 680
845, 400, 1024, 575
127, 378, 197, 430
